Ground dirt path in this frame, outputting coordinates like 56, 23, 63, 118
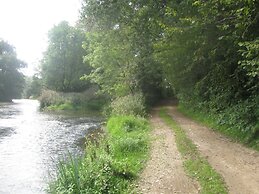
167, 105, 259, 194
138, 108, 200, 194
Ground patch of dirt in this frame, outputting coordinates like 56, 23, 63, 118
167, 106, 259, 194
138, 108, 199, 194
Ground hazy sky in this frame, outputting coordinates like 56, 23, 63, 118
0, 0, 82, 75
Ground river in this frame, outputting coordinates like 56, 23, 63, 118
0, 99, 101, 194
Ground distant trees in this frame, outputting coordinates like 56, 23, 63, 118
0, 40, 26, 101
23, 75, 42, 98
38, 1, 258, 139
41, 21, 92, 92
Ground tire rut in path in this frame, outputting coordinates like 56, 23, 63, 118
138, 108, 199, 194
167, 106, 259, 194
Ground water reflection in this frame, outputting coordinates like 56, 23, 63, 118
0, 99, 101, 194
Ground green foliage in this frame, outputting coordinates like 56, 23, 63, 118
151, 0, 258, 144
39, 88, 106, 112
49, 116, 150, 193
82, 30, 139, 97
239, 39, 259, 78
23, 75, 42, 99
41, 21, 92, 92
80, 0, 258, 111
178, 96, 259, 150
159, 108, 228, 194
84, 97, 108, 111
80, 0, 164, 103
0, 39, 26, 101
39, 90, 64, 109
109, 93, 146, 117
238, 39, 259, 93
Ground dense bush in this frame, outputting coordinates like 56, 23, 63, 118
109, 93, 146, 117
39, 90, 63, 109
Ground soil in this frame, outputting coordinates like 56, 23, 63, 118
139, 104, 259, 194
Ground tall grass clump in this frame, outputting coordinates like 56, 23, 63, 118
49, 139, 130, 193
107, 115, 150, 175
49, 115, 150, 193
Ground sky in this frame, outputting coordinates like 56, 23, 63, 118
0, 0, 82, 76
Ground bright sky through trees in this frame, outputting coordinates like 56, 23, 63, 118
0, 0, 82, 75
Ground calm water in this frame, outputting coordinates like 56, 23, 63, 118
0, 99, 101, 194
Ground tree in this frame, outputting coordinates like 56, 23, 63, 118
80, 0, 164, 103
41, 21, 91, 92
0, 39, 26, 101
80, 0, 258, 103
23, 75, 42, 98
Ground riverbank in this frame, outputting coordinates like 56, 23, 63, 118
39, 89, 108, 113
0, 99, 102, 193
49, 115, 150, 193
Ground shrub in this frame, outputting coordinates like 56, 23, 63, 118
39, 88, 107, 112
39, 90, 65, 109
85, 97, 108, 111
110, 93, 146, 117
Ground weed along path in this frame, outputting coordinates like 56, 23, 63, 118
167, 105, 259, 194
138, 108, 200, 194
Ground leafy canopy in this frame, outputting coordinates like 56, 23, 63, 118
41, 21, 92, 92
0, 39, 26, 101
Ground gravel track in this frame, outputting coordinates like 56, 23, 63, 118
167, 106, 259, 194
138, 108, 199, 194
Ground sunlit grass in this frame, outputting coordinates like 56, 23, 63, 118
48, 115, 150, 193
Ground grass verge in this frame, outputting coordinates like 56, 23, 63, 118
159, 108, 228, 194
48, 115, 150, 193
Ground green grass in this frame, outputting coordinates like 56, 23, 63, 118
107, 116, 150, 176
178, 104, 259, 151
49, 115, 150, 193
159, 108, 228, 194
